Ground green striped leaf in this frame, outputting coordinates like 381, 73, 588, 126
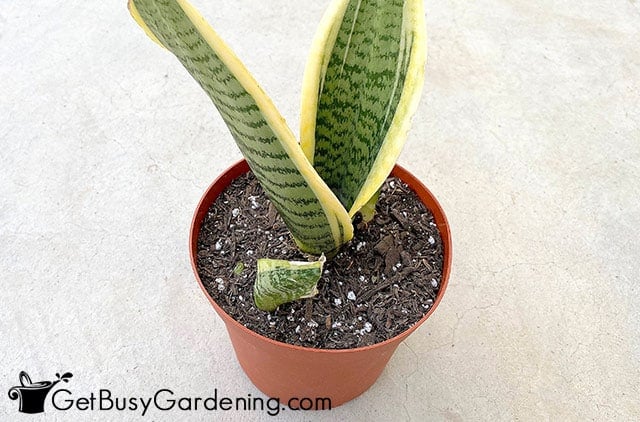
129, 0, 353, 255
254, 255, 326, 312
301, 0, 427, 216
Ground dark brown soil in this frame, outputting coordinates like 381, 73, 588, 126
196, 172, 444, 349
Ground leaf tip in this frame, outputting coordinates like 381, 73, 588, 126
127, 0, 166, 49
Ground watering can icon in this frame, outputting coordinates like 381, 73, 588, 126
8, 371, 72, 414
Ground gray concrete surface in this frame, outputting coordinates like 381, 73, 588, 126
1, 0, 638, 420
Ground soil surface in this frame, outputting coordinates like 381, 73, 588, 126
196, 172, 444, 349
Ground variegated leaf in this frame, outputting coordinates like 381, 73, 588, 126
254, 255, 326, 312
129, 0, 353, 254
301, 0, 427, 216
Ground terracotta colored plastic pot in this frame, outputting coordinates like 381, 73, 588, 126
189, 159, 452, 408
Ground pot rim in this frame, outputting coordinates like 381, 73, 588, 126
189, 159, 452, 354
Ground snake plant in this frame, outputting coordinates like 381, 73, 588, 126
129, 0, 426, 311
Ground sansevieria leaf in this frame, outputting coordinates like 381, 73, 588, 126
254, 255, 326, 312
128, 0, 353, 255
300, 0, 427, 216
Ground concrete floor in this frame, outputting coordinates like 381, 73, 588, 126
1, 0, 638, 420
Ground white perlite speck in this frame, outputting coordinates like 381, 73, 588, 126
334, 298, 342, 306
215, 278, 225, 291
347, 291, 356, 301
428, 235, 435, 244
356, 241, 366, 251
357, 321, 373, 335
248, 195, 260, 209
431, 278, 438, 287
214, 240, 223, 250
232, 208, 240, 217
